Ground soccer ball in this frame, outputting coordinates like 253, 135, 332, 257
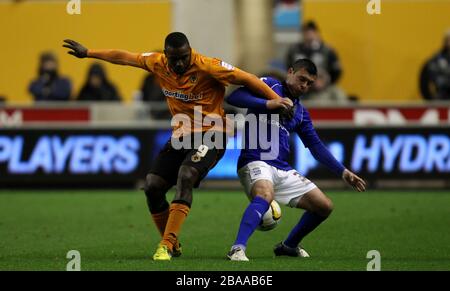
257, 200, 282, 231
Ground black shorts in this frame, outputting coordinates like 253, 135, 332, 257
149, 132, 227, 188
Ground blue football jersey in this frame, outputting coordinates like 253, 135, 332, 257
237, 77, 322, 171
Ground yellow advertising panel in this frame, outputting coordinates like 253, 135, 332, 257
0, 1, 171, 104
304, 0, 450, 102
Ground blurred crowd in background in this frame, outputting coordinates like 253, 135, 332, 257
1, 0, 450, 111
26, 20, 450, 107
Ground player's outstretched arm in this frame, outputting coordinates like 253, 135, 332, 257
342, 169, 367, 192
63, 39, 142, 68
308, 141, 368, 192
231, 71, 293, 107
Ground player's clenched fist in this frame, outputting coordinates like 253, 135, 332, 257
266, 97, 293, 110
63, 39, 88, 58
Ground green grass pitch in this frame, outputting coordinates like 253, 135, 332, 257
0, 190, 449, 271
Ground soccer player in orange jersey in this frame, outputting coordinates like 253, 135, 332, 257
63, 32, 293, 261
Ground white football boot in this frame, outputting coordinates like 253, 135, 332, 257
227, 246, 250, 261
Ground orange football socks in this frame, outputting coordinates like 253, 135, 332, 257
151, 208, 170, 237
161, 203, 190, 251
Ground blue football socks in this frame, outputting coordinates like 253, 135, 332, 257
232, 196, 270, 250
284, 211, 326, 248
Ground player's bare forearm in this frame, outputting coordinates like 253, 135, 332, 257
63, 39, 141, 68
87, 49, 140, 67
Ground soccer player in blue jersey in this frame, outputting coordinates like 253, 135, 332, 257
225, 59, 366, 261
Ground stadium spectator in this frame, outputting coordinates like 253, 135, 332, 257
77, 63, 121, 102
286, 20, 347, 103
308, 67, 348, 104
138, 74, 171, 119
420, 30, 450, 101
29, 52, 72, 102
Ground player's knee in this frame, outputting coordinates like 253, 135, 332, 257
178, 167, 198, 187
252, 185, 274, 202
144, 174, 162, 195
144, 174, 168, 212
255, 191, 274, 203
318, 198, 334, 217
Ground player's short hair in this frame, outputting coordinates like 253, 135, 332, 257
291, 59, 317, 76
165, 32, 190, 49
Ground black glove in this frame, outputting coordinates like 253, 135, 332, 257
63, 39, 88, 58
